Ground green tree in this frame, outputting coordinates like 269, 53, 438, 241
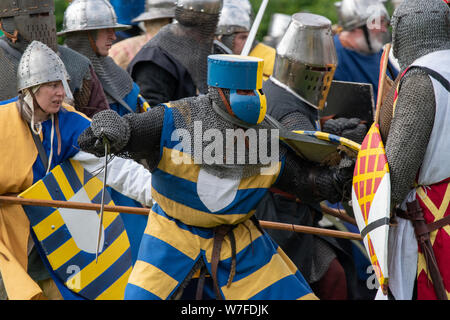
249, 0, 340, 41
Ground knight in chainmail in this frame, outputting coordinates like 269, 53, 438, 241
213, 0, 276, 80
254, 13, 369, 300
0, 0, 109, 118
333, 0, 398, 105
60, 0, 145, 116
377, 0, 450, 300
127, 0, 222, 107
77, 54, 356, 300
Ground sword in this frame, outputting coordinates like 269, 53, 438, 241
241, 0, 269, 56
95, 130, 110, 263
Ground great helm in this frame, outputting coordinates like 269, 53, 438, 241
58, 0, 130, 36
336, 0, 389, 31
208, 54, 266, 125
273, 12, 337, 110
17, 41, 73, 100
133, 0, 177, 23
216, 0, 252, 36
0, 0, 57, 52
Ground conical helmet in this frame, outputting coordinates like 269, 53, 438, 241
58, 0, 130, 36
273, 12, 337, 110
17, 41, 73, 100
216, 0, 252, 36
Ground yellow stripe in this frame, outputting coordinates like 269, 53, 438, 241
127, 260, 179, 300
203, 219, 264, 263
52, 165, 76, 200
257, 89, 267, 124
256, 59, 264, 89
152, 187, 254, 228
83, 177, 103, 201
70, 231, 130, 293
33, 210, 65, 242
47, 238, 81, 270
144, 209, 202, 260
158, 147, 198, 183
220, 252, 299, 300
19, 180, 53, 200
160, 147, 280, 190
94, 266, 132, 300
70, 159, 85, 186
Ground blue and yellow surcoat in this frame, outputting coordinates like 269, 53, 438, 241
124, 105, 317, 300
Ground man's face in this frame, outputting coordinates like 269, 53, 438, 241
95, 28, 116, 56
233, 31, 249, 55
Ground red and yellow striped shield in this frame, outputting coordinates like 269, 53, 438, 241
351, 123, 390, 295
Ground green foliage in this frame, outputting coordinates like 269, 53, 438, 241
55, 0, 70, 44
249, 0, 341, 41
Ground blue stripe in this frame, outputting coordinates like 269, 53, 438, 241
43, 173, 67, 201
124, 283, 162, 300
152, 169, 269, 215
137, 233, 197, 283
40, 225, 72, 255
0, 96, 19, 105
91, 187, 113, 206
103, 216, 127, 249
249, 274, 312, 300
24, 205, 56, 227
60, 161, 83, 192
213, 232, 277, 287
78, 247, 132, 299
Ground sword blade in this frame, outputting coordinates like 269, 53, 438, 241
95, 138, 109, 263
241, 0, 269, 56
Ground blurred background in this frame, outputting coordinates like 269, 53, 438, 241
54, 0, 396, 44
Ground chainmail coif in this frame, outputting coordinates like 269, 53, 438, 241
391, 0, 450, 71
64, 31, 134, 105
142, 7, 220, 94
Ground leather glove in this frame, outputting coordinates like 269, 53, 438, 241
323, 117, 368, 144
77, 110, 131, 157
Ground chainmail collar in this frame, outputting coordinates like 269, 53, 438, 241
169, 87, 280, 179
64, 32, 134, 104
392, 0, 450, 71
144, 14, 219, 94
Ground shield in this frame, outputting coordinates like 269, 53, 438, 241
320, 80, 375, 125
265, 114, 361, 164
19, 159, 133, 300
351, 44, 392, 295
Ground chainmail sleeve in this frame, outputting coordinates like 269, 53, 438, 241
385, 68, 436, 205
278, 111, 317, 131
122, 105, 166, 171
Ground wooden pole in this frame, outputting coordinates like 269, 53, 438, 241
374, 43, 392, 124
0, 196, 362, 241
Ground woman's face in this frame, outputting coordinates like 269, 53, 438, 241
95, 28, 117, 56
34, 81, 65, 117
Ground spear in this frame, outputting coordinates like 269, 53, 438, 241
0, 196, 362, 241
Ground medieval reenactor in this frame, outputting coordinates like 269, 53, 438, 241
333, 0, 398, 105
77, 53, 356, 300
0, 0, 109, 118
127, 0, 222, 106
0, 41, 153, 300
377, 0, 450, 300
214, 0, 276, 80
109, 0, 146, 42
59, 0, 145, 116
109, 0, 176, 70
254, 12, 368, 300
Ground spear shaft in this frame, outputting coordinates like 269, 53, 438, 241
0, 196, 362, 241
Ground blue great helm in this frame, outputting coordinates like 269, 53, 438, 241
207, 54, 267, 125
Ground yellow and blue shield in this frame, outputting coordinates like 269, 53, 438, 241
20, 159, 133, 300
